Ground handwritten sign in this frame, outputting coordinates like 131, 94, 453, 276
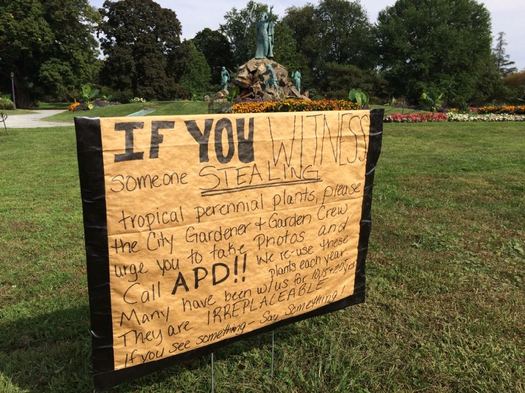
75, 109, 383, 389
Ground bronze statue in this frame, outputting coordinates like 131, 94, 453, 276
255, 11, 275, 59
292, 70, 301, 92
267, 20, 275, 58
220, 66, 230, 91
266, 64, 277, 88
255, 12, 269, 59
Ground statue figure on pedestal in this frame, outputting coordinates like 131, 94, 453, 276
255, 13, 269, 59
266, 64, 277, 88
292, 70, 302, 92
267, 20, 275, 58
220, 67, 230, 91
233, 6, 310, 101
255, 12, 275, 59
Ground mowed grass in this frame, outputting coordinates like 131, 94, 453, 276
0, 122, 524, 393
370, 104, 423, 115
0, 109, 36, 116
37, 102, 70, 110
43, 101, 209, 122
43, 102, 415, 123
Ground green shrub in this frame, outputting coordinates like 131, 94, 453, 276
80, 84, 100, 110
227, 85, 240, 103
0, 96, 15, 110
348, 89, 369, 108
322, 63, 386, 101
504, 71, 525, 102
110, 89, 134, 104
420, 90, 444, 112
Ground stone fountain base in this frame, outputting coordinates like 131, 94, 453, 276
234, 58, 308, 101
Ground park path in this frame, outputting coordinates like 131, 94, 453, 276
4, 110, 71, 128
4, 108, 156, 129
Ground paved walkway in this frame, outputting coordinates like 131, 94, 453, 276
128, 109, 156, 116
4, 110, 71, 128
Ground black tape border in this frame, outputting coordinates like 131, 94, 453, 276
75, 117, 115, 375
75, 110, 384, 391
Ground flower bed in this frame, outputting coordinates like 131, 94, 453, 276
384, 112, 448, 123
448, 113, 525, 122
385, 112, 525, 123
231, 99, 360, 113
231, 101, 525, 122
477, 105, 525, 115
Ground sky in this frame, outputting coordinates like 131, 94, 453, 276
89, 0, 525, 70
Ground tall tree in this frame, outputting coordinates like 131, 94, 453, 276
98, 0, 182, 99
272, 22, 312, 88
493, 32, 517, 76
0, 0, 99, 106
315, 0, 375, 69
169, 40, 211, 97
193, 28, 235, 85
377, 0, 495, 106
283, 1, 376, 94
503, 71, 525, 102
282, 5, 320, 73
321, 63, 387, 99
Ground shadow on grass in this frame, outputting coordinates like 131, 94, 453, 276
0, 305, 92, 392
0, 305, 301, 392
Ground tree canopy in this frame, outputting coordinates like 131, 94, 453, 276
1, 0, 517, 106
376, 0, 495, 106
493, 32, 517, 76
193, 28, 235, 85
282, 0, 377, 97
315, 0, 375, 69
0, 0, 99, 105
98, 0, 183, 100
282, 5, 320, 72
170, 40, 211, 97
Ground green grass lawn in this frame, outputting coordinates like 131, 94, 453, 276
0, 109, 36, 116
43, 101, 209, 122
0, 122, 523, 393
43, 102, 415, 123
37, 102, 70, 110
371, 104, 423, 115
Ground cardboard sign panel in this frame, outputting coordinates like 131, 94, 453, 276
75, 109, 383, 390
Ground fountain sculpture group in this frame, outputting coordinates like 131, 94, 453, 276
217, 10, 308, 101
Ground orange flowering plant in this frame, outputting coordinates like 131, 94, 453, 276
68, 101, 80, 112
478, 105, 525, 115
231, 99, 360, 113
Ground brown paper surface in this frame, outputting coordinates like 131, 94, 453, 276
99, 110, 370, 370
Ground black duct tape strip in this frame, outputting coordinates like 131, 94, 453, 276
74, 110, 384, 391
353, 109, 384, 301
75, 117, 114, 375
